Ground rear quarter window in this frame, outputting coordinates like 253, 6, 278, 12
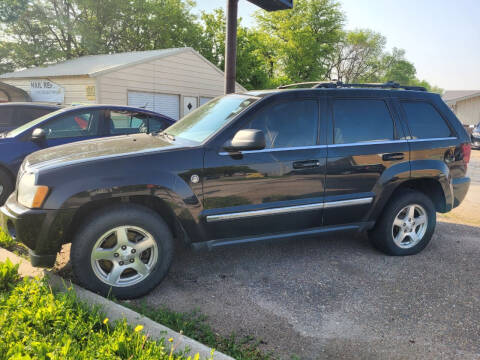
401, 101, 452, 139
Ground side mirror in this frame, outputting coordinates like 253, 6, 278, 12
31, 128, 46, 142
223, 129, 266, 152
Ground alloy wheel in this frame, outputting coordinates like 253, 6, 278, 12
90, 226, 158, 287
392, 204, 428, 249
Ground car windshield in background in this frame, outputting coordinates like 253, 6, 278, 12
6, 107, 70, 138
165, 94, 259, 143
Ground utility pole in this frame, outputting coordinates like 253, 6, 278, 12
224, 0, 239, 94
224, 0, 293, 94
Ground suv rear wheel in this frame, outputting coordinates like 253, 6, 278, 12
71, 204, 174, 299
370, 190, 436, 255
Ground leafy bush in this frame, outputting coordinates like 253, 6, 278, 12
0, 269, 208, 360
0, 258, 20, 291
0, 228, 15, 249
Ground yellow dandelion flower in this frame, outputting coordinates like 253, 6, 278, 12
134, 325, 144, 332
168, 337, 174, 343
103, 318, 109, 324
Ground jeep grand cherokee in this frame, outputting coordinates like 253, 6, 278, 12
0, 82, 471, 298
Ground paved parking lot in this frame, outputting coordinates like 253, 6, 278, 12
134, 151, 480, 360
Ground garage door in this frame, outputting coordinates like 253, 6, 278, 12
128, 91, 180, 120
199, 96, 214, 106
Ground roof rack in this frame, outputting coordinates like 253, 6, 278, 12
277, 81, 336, 89
277, 80, 427, 92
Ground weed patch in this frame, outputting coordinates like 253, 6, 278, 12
0, 260, 209, 360
129, 303, 274, 360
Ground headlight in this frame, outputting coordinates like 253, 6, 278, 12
17, 172, 49, 208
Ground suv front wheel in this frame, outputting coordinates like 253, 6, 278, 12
370, 190, 436, 256
71, 204, 174, 299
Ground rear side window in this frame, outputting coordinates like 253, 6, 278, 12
0, 107, 14, 127
401, 101, 452, 139
333, 99, 394, 144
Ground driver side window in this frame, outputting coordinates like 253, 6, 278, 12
41, 110, 101, 139
107, 111, 149, 135
242, 99, 319, 149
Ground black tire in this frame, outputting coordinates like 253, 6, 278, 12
71, 204, 174, 299
0, 168, 14, 205
369, 189, 436, 256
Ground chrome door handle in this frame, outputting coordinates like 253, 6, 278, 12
293, 160, 320, 169
382, 153, 404, 161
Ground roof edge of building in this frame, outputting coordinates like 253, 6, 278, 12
88, 47, 192, 77
444, 91, 480, 105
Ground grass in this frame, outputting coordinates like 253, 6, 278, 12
0, 259, 209, 360
0, 229, 275, 359
0, 228, 30, 258
127, 303, 275, 360
0, 228, 15, 249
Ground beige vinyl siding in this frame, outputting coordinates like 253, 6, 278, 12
453, 96, 480, 126
1, 76, 96, 105
97, 49, 244, 117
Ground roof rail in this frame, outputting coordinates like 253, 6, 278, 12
278, 80, 427, 92
277, 81, 336, 89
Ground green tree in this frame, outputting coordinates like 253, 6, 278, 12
198, 8, 271, 90
0, 0, 203, 69
326, 29, 386, 83
255, 0, 344, 83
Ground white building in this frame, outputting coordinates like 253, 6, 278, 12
443, 90, 480, 126
0, 48, 245, 120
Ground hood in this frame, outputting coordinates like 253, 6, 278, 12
25, 133, 186, 171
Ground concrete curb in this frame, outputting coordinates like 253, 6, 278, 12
0, 248, 234, 360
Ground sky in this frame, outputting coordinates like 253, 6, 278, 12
194, 0, 480, 90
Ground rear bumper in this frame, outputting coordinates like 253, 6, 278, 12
0, 194, 75, 267
452, 177, 470, 208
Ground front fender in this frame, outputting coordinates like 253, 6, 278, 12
37, 151, 207, 244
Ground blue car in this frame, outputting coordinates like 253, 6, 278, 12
0, 104, 175, 203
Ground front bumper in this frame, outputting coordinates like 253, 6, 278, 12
0, 193, 75, 267
452, 177, 470, 208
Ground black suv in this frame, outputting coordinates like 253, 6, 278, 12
0, 82, 471, 298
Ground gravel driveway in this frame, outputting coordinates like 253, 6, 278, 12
135, 151, 480, 360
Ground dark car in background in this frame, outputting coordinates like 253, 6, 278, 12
0, 81, 471, 299
471, 122, 480, 148
0, 103, 60, 132
0, 104, 175, 203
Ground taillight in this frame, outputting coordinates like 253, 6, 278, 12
461, 143, 471, 166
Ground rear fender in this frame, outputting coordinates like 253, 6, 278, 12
409, 159, 452, 210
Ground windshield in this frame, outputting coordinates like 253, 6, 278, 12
165, 94, 259, 143
6, 107, 69, 138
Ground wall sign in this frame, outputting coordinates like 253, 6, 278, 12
86, 85, 96, 101
30, 80, 64, 103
